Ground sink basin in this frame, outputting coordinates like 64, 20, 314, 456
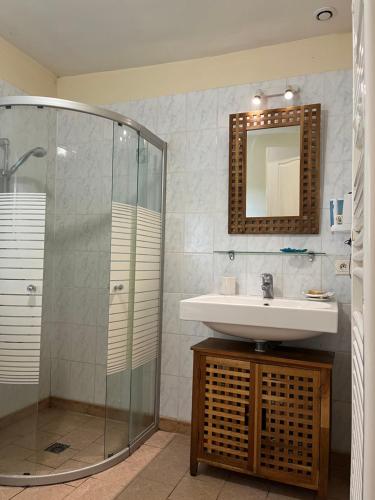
180, 294, 338, 342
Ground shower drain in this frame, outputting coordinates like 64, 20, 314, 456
44, 442, 70, 454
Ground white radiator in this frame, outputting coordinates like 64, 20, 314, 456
107, 202, 161, 375
0, 193, 46, 384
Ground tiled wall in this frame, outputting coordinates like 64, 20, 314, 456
108, 69, 352, 453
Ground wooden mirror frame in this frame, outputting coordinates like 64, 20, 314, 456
228, 103, 321, 234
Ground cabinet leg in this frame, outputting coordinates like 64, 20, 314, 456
190, 458, 198, 476
317, 483, 328, 499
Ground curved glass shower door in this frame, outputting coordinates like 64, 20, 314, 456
129, 138, 163, 442
0, 97, 165, 486
0, 105, 50, 473
104, 123, 138, 458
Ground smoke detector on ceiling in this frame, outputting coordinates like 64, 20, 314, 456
314, 6, 337, 21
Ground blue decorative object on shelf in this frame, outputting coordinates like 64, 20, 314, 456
280, 248, 308, 253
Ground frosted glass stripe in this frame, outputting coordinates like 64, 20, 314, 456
107, 202, 135, 375
0, 193, 46, 384
107, 202, 162, 374
132, 206, 161, 370
0, 258, 44, 269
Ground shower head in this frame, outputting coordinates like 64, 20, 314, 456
5, 147, 47, 177
31, 147, 47, 158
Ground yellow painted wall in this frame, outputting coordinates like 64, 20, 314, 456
0, 35, 57, 96
57, 33, 352, 105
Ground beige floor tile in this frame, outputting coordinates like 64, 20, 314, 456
40, 413, 93, 435
92, 460, 139, 484
0, 445, 34, 461
65, 478, 89, 488
168, 476, 223, 500
18, 461, 55, 475
12, 431, 62, 451
65, 477, 127, 500
268, 482, 315, 499
0, 485, 24, 500
188, 463, 229, 487
71, 443, 104, 465
47, 463, 91, 487
37, 408, 65, 427
145, 431, 176, 449
218, 475, 268, 499
138, 450, 189, 487
0, 437, 18, 449
11, 484, 74, 500
61, 428, 103, 450
125, 444, 161, 470
168, 434, 190, 449
117, 476, 175, 500
26, 447, 80, 468
77, 417, 105, 433
55, 459, 91, 473
3, 419, 37, 437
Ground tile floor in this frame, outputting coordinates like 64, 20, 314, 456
0, 430, 350, 499
0, 407, 127, 477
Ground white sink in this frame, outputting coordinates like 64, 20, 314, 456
180, 294, 338, 342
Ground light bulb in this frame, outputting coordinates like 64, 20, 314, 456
252, 92, 262, 105
284, 88, 294, 100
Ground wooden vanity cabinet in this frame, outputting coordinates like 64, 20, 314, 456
190, 338, 334, 498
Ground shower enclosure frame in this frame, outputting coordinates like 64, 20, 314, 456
0, 96, 167, 486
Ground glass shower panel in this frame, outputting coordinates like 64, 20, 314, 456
0, 106, 50, 473
104, 124, 139, 458
129, 138, 163, 442
47, 110, 113, 469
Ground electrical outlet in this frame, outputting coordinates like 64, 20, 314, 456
335, 259, 350, 275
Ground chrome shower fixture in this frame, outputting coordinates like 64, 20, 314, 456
1, 146, 47, 177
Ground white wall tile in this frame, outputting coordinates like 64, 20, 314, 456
157, 94, 186, 134
217, 84, 253, 127
69, 361, 95, 403
186, 89, 218, 130
163, 132, 187, 172
165, 172, 186, 213
163, 293, 182, 334
184, 214, 214, 253
182, 254, 213, 294
179, 335, 206, 378
177, 376, 192, 422
184, 171, 216, 213
161, 333, 180, 376
186, 129, 217, 171
164, 253, 183, 293
165, 213, 184, 253
160, 374, 179, 419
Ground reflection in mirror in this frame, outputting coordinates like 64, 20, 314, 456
246, 125, 301, 217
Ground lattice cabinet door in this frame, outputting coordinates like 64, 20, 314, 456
197, 355, 254, 472
255, 363, 321, 490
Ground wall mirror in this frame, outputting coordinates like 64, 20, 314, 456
229, 104, 321, 234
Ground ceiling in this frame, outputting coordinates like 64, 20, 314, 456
0, 0, 351, 77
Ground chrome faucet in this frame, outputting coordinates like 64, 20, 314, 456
261, 273, 274, 299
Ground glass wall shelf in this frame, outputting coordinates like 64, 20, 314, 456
214, 250, 327, 262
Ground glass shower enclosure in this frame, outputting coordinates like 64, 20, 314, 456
0, 97, 166, 485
